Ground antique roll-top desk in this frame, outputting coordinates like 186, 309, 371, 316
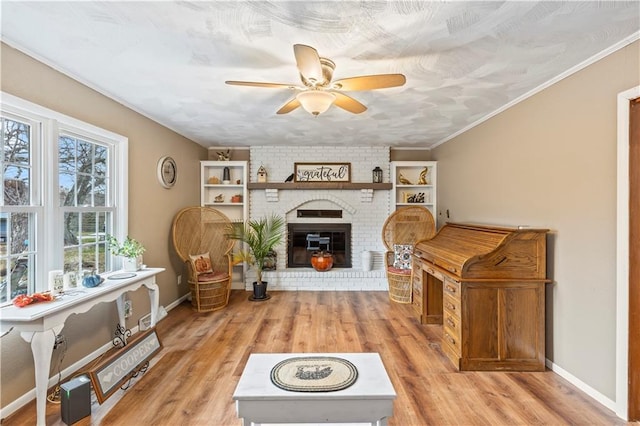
412, 222, 550, 372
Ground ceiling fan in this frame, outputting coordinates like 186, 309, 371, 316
225, 44, 406, 116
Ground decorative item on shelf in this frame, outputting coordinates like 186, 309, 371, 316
398, 173, 412, 185
236, 179, 241, 184
226, 214, 285, 301
208, 176, 220, 184
231, 194, 242, 203
63, 271, 79, 291
214, 194, 225, 203
216, 149, 230, 161
257, 165, 268, 183
107, 235, 146, 272
372, 167, 383, 183
223, 166, 231, 184
285, 173, 294, 182
405, 193, 425, 203
294, 162, 350, 182
82, 272, 103, 288
418, 167, 429, 185
48, 270, 64, 295
311, 251, 334, 272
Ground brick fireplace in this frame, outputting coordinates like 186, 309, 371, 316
247, 146, 391, 291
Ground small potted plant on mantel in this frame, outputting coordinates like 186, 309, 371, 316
107, 235, 146, 272
226, 214, 285, 301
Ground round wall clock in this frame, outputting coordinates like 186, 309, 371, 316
157, 156, 177, 188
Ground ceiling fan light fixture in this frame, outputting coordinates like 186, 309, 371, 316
296, 90, 336, 116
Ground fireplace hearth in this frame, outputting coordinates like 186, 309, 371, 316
288, 223, 351, 268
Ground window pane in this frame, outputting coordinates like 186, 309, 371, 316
94, 145, 107, 175
3, 118, 30, 165
0, 258, 6, 302
63, 246, 81, 276
3, 165, 30, 206
2, 255, 30, 302
58, 135, 76, 174
64, 212, 79, 246
76, 175, 92, 206
0, 211, 34, 303
94, 177, 106, 206
59, 172, 75, 206
77, 140, 93, 174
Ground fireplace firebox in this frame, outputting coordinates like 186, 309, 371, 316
287, 223, 351, 268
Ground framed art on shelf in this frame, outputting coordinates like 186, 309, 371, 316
294, 162, 351, 183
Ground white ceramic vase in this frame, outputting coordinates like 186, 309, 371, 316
362, 251, 373, 272
122, 255, 142, 272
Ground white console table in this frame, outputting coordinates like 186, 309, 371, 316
0, 267, 164, 426
233, 352, 396, 426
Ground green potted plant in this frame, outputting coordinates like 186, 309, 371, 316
226, 214, 285, 300
107, 235, 146, 272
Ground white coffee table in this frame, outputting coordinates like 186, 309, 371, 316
233, 352, 396, 426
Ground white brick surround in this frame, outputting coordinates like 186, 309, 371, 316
248, 146, 391, 291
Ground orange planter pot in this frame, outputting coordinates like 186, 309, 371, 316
311, 252, 334, 272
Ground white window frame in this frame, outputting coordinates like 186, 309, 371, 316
1, 92, 128, 297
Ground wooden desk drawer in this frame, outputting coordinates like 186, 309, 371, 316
412, 269, 422, 286
442, 339, 461, 370
443, 278, 460, 298
423, 264, 444, 281
444, 311, 461, 342
443, 292, 461, 320
443, 328, 462, 361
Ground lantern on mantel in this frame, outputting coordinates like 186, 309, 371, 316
372, 167, 383, 183
257, 165, 268, 183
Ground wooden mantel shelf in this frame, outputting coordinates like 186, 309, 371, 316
247, 182, 392, 190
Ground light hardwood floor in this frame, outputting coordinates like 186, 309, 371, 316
4, 290, 630, 425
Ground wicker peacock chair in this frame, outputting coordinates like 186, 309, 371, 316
381, 206, 436, 303
172, 207, 235, 312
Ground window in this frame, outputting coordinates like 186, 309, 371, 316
1, 114, 38, 302
1, 92, 127, 304
59, 132, 113, 278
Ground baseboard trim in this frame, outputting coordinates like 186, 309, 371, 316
0, 296, 188, 421
545, 358, 617, 415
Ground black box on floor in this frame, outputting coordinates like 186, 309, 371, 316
60, 375, 91, 425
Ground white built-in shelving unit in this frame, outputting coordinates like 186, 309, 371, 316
390, 161, 437, 219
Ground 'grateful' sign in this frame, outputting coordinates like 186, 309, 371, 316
294, 163, 351, 182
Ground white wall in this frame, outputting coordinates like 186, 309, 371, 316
431, 40, 639, 405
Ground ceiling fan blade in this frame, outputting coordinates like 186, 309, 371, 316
226, 80, 296, 89
293, 44, 323, 84
332, 74, 406, 91
332, 92, 367, 114
276, 98, 301, 114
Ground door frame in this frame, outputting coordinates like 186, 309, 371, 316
616, 85, 640, 420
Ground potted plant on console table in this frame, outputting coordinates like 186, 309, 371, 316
226, 214, 285, 301
107, 235, 146, 272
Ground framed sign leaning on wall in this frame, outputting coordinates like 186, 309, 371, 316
294, 162, 351, 183
88, 328, 163, 403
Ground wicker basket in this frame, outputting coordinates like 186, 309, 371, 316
386, 268, 412, 303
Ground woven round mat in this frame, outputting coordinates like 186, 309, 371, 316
270, 356, 358, 392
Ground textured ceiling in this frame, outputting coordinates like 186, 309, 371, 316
1, 1, 638, 149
